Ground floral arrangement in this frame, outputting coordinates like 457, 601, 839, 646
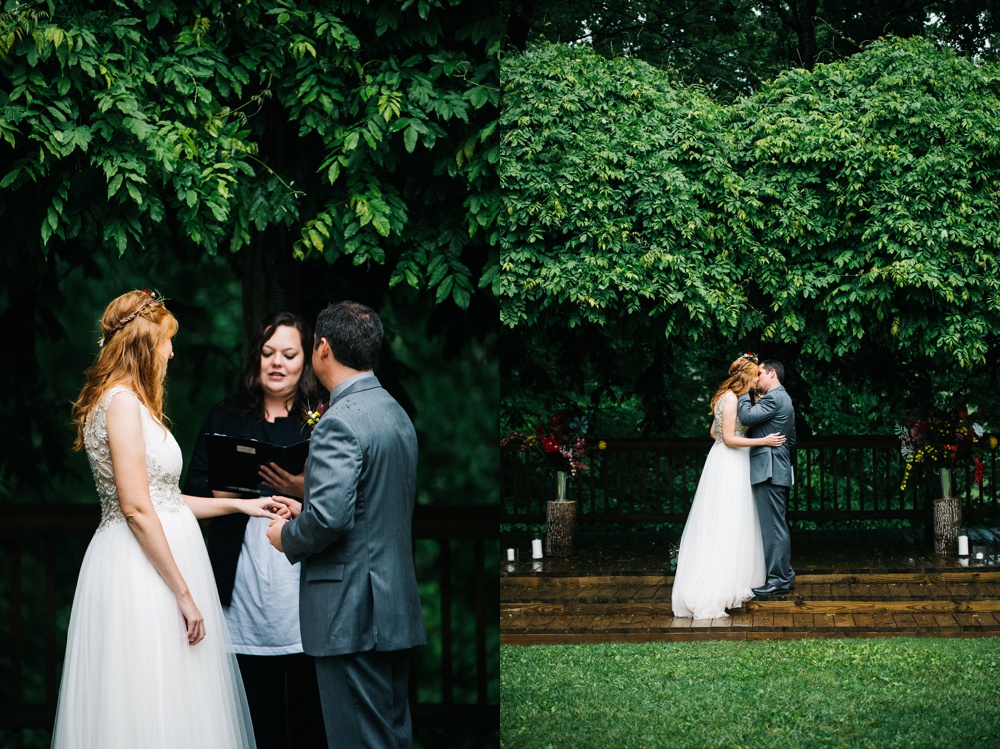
501, 410, 605, 477
306, 401, 328, 429
895, 405, 995, 490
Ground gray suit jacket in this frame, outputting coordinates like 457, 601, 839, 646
737, 385, 796, 487
280, 375, 426, 656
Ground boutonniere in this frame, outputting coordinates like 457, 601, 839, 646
306, 401, 328, 429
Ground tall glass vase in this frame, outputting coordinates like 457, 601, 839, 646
939, 467, 952, 498
555, 471, 568, 500
546, 470, 574, 556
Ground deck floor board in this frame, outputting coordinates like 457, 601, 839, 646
501, 527, 1000, 644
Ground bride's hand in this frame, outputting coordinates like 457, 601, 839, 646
269, 496, 300, 519
765, 432, 786, 447
242, 496, 286, 519
177, 593, 205, 646
265, 495, 302, 519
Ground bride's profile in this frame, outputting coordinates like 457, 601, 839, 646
670, 353, 785, 620
50, 290, 289, 749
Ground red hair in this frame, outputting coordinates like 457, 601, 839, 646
72, 291, 177, 450
708, 356, 759, 413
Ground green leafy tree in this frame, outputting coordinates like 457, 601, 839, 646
0, 0, 500, 483
503, 0, 1000, 99
501, 39, 1000, 435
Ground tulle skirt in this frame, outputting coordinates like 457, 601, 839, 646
671, 442, 766, 619
51, 505, 256, 749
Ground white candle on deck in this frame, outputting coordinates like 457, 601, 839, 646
532, 539, 543, 559
958, 535, 969, 556
507, 548, 516, 562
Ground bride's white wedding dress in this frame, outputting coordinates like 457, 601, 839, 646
51, 387, 256, 748
671, 392, 766, 619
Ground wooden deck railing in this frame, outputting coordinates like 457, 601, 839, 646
502, 436, 1000, 524
0, 503, 499, 740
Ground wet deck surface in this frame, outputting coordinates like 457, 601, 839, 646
500, 528, 1000, 643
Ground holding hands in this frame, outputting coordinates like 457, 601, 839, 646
264, 496, 302, 553
242, 495, 296, 520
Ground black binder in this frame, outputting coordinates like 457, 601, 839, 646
205, 433, 309, 495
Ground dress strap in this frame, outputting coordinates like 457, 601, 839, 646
101, 385, 136, 410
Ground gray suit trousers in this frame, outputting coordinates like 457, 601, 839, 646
753, 480, 795, 588
314, 649, 412, 749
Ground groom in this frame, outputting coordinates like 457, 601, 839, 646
266, 301, 426, 748
737, 359, 796, 596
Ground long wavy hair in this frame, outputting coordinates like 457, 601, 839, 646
708, 356, 759, 413
236, 311, 323, 424
72, 290, 178, 450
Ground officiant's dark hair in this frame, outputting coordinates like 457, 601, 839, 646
237, 311, 323, 424
761, 360, 785, 382
315, 301, 382, 370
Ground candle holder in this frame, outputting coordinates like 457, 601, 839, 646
971, 542, 988, 563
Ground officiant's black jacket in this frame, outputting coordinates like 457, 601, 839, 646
183, 396, 313, 606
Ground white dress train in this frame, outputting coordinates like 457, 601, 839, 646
51, 387, 256, 749
671, 392, 766, 619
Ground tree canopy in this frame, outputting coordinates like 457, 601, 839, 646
500, 38, 1000, 435
0, 0, 500, 499
1, 0, 499, 308
505, 0, 1000, 99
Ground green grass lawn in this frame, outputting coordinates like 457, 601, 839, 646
501, 638, 1000, 748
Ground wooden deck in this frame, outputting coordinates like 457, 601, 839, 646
501, 528, 1000, 644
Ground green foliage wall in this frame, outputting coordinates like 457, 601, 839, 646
1, 0, 499, 303
0, 0, 500, 497
501, 39, 1000, 436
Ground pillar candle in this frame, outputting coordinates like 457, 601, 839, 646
958, 535, 969, 556
532, 539, 543, 559
507, 548, 516, 562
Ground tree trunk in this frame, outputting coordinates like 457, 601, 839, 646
932, 496, 962, 556
545, 500, 576, 557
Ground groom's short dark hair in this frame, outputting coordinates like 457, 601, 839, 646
761, 359, 785, 383
315, 301, 383, 370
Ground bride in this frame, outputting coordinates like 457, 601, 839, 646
670, 354, 785, 620
51, 290, 290, 749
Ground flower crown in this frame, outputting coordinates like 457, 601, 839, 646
740, 352, 759, 365
98, 289, 168, 348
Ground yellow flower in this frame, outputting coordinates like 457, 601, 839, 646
991, 436, 998, 449
598, 440, 607, 450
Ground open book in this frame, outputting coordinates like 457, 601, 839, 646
205, 433, 309, 495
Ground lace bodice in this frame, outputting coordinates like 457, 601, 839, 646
84, 386, 186, 531
713, 392, 749, 446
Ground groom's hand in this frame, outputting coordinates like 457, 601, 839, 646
266, 495, 302, 519
266, 517, 287, 553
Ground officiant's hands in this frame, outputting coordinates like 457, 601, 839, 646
259, 462, 305, 498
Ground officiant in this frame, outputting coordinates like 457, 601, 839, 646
184, 311, 327, 749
